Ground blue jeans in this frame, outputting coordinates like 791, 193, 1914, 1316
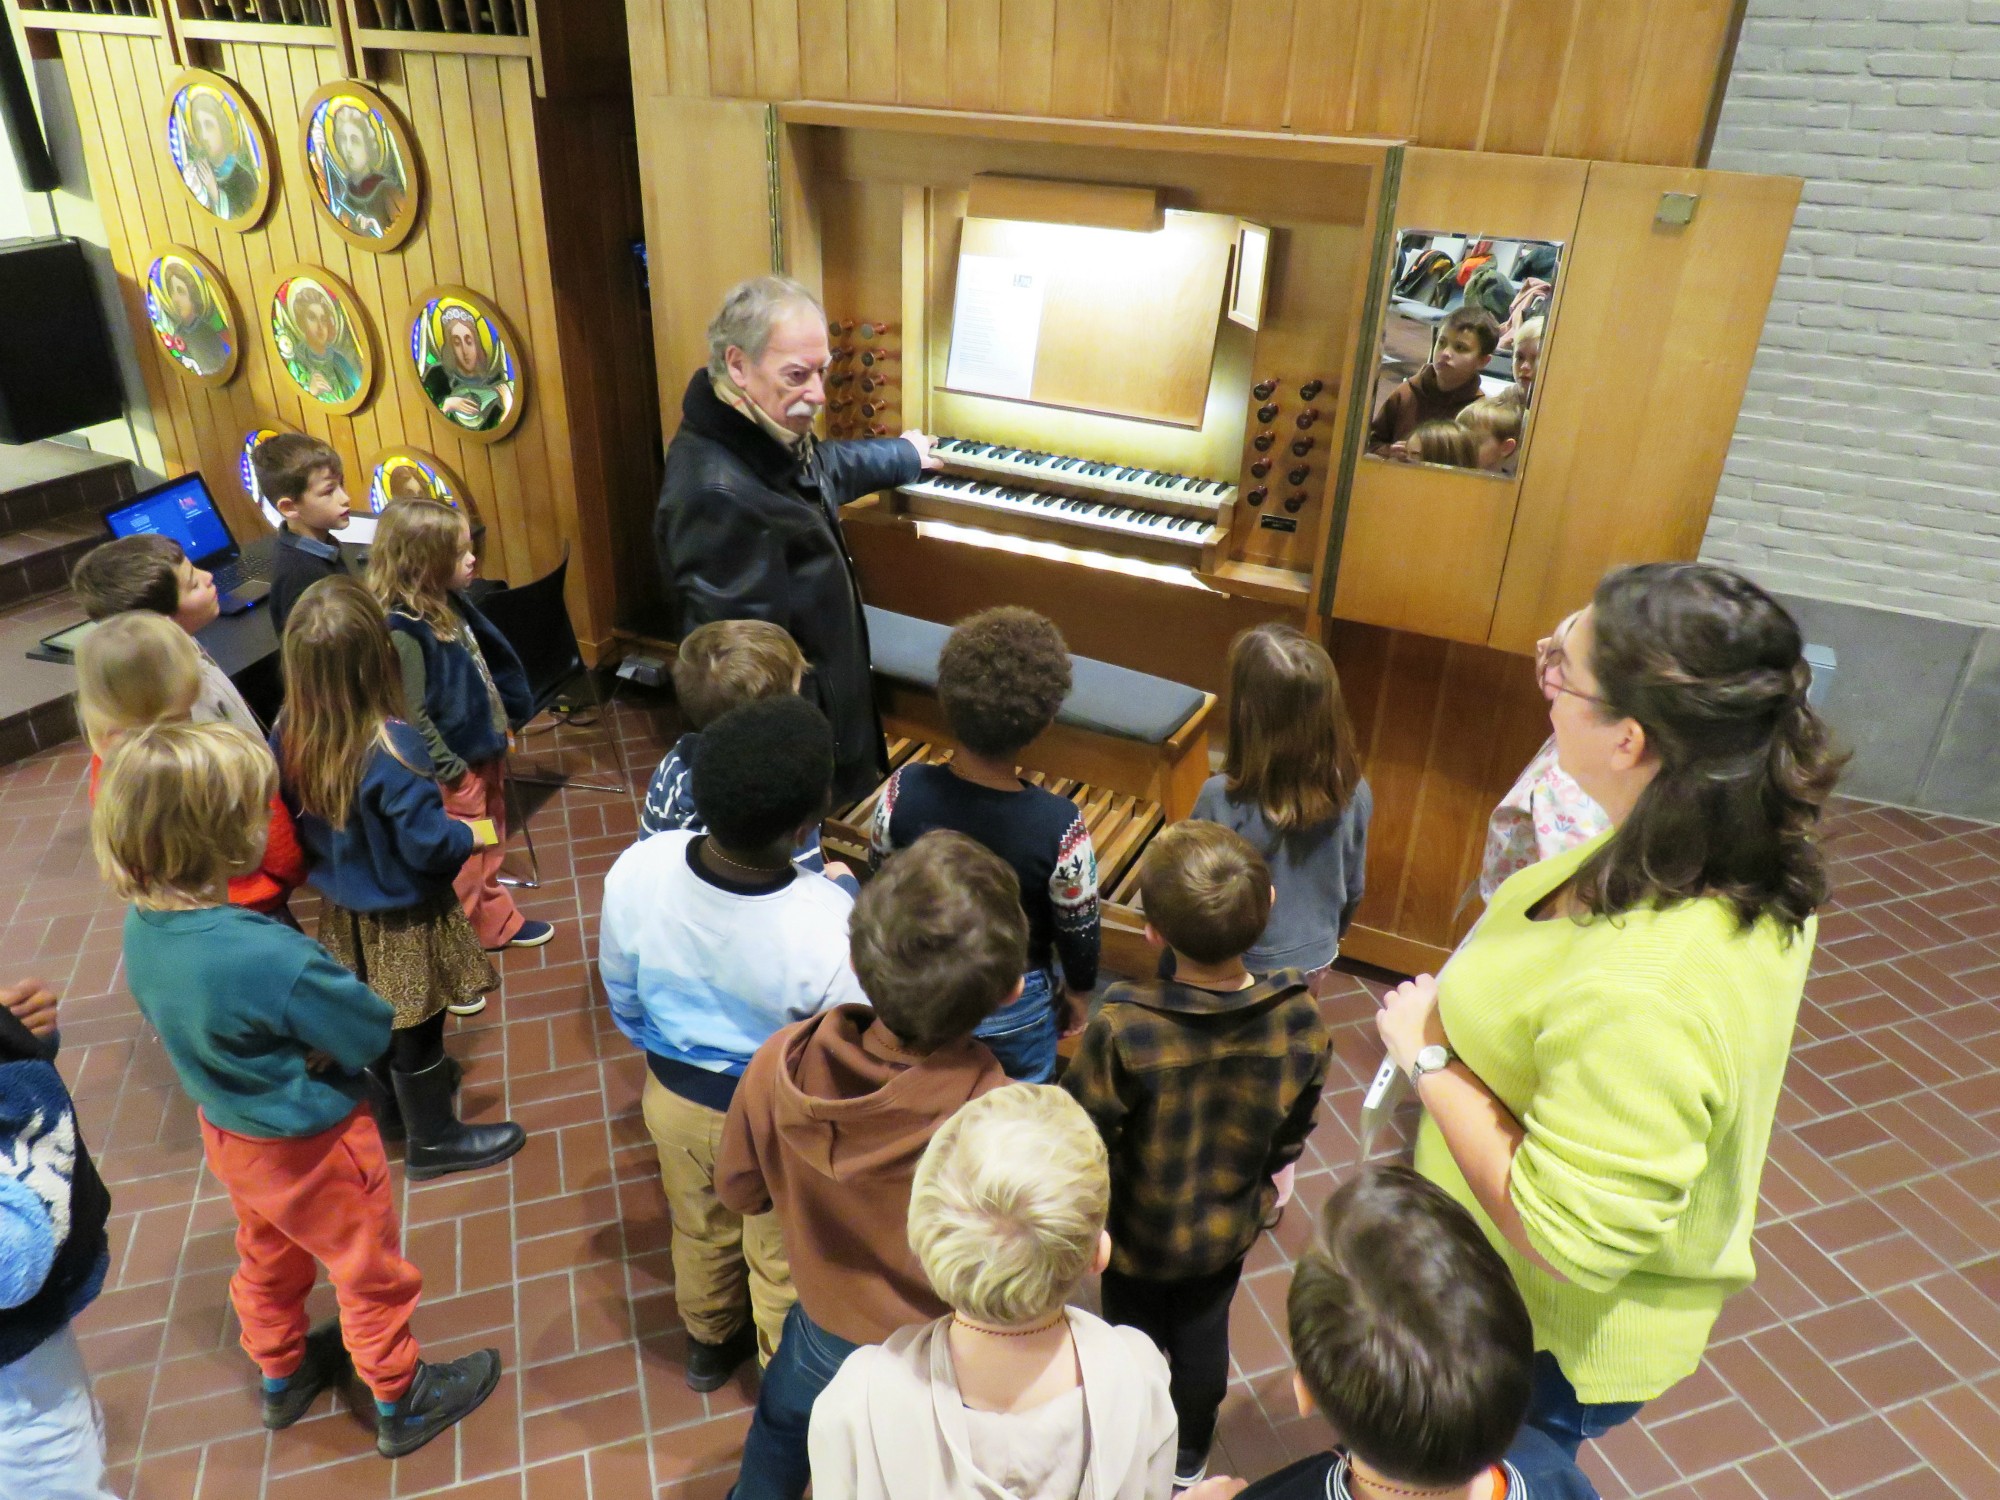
732, 1302, 861, 1500
0, 1324, 119, 1500
974, 969, 1058, 1083
1525, 1350, 1644, 1459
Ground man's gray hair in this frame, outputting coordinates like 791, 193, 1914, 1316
706, 276, 825, 381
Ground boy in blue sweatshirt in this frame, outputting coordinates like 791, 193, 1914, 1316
0, 977, 116, 1500
96, 720, 501, 1459
601, 696, 866, 1392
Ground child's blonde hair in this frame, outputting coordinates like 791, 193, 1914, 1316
1408, 419, 1481, 469
75, 612, 202, 753
278, 575, 412, 827
1458, 398, 1522, 445
1223, 621, 1362, 833
366, 497, 466, 637
1513, 315, 1545, 354
908, 1084, 1108, 1327
674, 619, 807, 730
92, 721, 273, 907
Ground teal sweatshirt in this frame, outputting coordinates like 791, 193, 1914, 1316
122, 905, 394, 1140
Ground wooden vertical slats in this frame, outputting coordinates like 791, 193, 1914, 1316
846, 0, 897, 102
1048, 0, 1111, 120
897, 0, 950, 107
1164, 0, 1229, 126
1479, 0, 1573, 156
752, 0, 802, 98
797, 0, 849, 99
997, 0, 1053, 117
707, 0, 757, 94
1621, 0, 1737, 167
1107, 0, 1169, 122
1546, 2, 1645, 161
1348, 0, 1431, 137
1413, 0, 1499, 151
662, 0, 713, 94
946, 0, 1000, 111
1282, 0, 1360, 134
1218, 0, 1292, 131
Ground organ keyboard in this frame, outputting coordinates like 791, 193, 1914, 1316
890, 437, 1235, 566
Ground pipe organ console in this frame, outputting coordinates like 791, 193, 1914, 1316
649, 96, 1800, 972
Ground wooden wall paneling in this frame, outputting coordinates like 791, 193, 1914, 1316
212, 47, 297, 472
1217, 0, 1292, 131
945, 0, 999, 111
1479, 0, 1574, 157
468, 55, 536, 586
1546, 3, 1646, 163
1623, 0, 1741, 168
797, 0, 849, 100
1282, 0, 1359, 134
752, 0, 802, 98
1347, 0, 1431, 138
1048, 0, 1111, 118
996, 0, 1054, 117
658, 0, 711, 95
847, 0, 897, 102
897, 0, 949, 106
707, 0, 756, 95
1413, 0, 1500, 152
1107, 0, 1169, 122
635, 94, 779, 440
1329, 149, 1585, 643
1488, 160, 1801, 655
1164, 0, 1229, 126
626, 0, 673, 98
900, 184, 929, 431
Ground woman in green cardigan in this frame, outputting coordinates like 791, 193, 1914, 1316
1377, 563, 1845, 1458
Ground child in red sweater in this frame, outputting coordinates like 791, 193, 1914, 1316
76, 611, 306, 922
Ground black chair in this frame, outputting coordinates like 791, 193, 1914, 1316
477, 547, 633, 886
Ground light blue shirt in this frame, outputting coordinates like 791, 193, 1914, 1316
598, 832, 867, 1076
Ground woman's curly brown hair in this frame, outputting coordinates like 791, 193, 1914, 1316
1577, 562, 1848, 937
937, 607, 1073, 758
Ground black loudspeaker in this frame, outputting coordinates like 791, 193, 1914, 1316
0, 237, 123, 443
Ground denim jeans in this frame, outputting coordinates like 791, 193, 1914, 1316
731, 1302, 861, 1500
0, 1324, 120, 1500
1524, 1350, 1644, 1459
974, 969, 1058, 1083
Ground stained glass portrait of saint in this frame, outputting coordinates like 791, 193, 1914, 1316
268, 268, 374, 415
242, 427, 287, 530
368, 447, 470, 517
144, 250, 238, 386
409, 288, 524, 442
163, 72, 272, 231
301, 82, 420, 252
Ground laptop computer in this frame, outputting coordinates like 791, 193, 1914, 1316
103, 472, 272, 615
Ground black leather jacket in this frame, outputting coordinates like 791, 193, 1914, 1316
654, 371, 922, 804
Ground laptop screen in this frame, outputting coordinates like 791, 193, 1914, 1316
105, 475, 235, 567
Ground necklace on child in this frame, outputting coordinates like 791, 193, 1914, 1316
952, 1313, 1066, 1338
1342, 1455, 1502, 1498
702, 841, 789, 878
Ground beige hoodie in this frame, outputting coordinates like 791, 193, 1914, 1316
807, 1310, 1178, 1500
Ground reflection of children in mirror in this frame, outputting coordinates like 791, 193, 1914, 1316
1368, 306, 1497, 458
1499, 316, 1543, 408
1405, 420, 1481, 470
422, 307, 509, 433
1457, 399, 1521, 471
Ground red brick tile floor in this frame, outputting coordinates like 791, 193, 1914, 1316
11, 696, 2000, 1499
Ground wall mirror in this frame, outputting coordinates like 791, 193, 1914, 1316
1363, 230, 1560, 480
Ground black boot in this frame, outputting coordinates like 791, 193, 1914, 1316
365, 1056, 459, 1143
391, 1057, 525, 1181
375, 1350, 502, 1458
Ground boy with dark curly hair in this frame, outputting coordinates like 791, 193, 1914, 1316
869, 606, 1098, 1082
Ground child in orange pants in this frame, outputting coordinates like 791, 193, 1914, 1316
95, 720, 504, 1459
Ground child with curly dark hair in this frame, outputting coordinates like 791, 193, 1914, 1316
869, 607, 1098, 1083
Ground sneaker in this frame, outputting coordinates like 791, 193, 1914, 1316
506, 920, 555, 949
1173, 1447, 1209, 1490
684, 1327, 755, 1393
375, 1350, 502, 1459
445, 995, 488, 1016
262, 1320, 350, 1430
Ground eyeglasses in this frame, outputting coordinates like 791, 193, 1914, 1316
1537, 623, 1611, 709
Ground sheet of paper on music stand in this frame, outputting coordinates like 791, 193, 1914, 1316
945, 254, 1045, 400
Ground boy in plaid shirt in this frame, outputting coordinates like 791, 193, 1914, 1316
1063, 820, 1330, 1488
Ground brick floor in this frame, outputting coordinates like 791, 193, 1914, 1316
9, 698, 2000, 1498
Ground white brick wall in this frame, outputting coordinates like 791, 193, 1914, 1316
1698, 0, 2000, 626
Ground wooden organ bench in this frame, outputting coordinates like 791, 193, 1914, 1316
823, 607, 1216, 978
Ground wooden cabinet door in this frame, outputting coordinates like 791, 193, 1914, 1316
1489, 160, 1801, 655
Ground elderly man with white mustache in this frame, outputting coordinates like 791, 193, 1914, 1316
655, 276, 943, 805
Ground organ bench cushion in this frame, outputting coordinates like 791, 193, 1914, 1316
864, 606, 1206, 747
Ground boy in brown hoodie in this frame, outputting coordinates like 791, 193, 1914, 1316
716, 829, 1024, 1500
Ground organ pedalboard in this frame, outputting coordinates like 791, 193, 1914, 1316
1241, 374, 1334, 538
891, 439, 1237, 566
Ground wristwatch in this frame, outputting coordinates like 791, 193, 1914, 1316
1409, 1044, 1456, 1083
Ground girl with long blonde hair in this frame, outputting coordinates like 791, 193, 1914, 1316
366, 499, 545, 951
275, 575, 525, 1180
